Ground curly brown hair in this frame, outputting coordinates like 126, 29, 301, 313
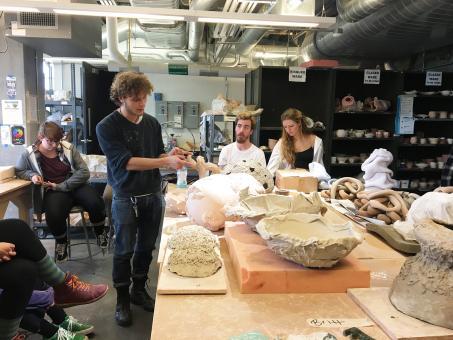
110, 71, 154, 106
280, 108, 313, 166
235, 112, 256, 129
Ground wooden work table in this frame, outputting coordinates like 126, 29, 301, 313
151, 206, 407, 339
0, 178, 32, 225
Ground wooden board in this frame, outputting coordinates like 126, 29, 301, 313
348, 287, 453, 340
225, 223, 370, 294
157, 247, 227, 295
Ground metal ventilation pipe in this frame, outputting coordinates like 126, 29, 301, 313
188, 0, 219, 62
102, 19, 147, 50
300, 0, 451, 61
106, 17, 128, 65
233, 3, 278, 56
337, 0, 393, 22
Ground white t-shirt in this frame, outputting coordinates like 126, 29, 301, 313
218, 142, 266, 168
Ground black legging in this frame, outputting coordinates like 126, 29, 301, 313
43, 183, 106, 240
0, 219, 47, 319
20, 306, 66, 337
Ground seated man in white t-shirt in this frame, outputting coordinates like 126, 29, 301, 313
218, 112, 266, 169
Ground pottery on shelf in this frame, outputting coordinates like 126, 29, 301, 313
428, 137, 439, 145
255, 213, 363, 268
341, 95, 356, 111
336, 129, 347, 138
389, 220, 453, 329
415, 163, 428, 170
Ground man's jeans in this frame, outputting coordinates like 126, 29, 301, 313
111, 193, 164, 288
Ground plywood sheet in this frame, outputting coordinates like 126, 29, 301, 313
157, 248, 227, 295
348, 287, 453, 340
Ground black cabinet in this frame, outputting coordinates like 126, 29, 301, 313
330, 70, 402, 178
395, 72, 453, 193
245, 66, 334, 163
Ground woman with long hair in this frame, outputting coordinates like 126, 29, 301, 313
267, 108, 324, 176
15, 121, 109, 261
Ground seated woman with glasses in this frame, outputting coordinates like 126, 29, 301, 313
15, 121, 109, 261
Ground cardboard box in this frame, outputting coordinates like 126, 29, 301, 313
275, 169, 318, 193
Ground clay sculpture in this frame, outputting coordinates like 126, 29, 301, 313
390, 220, 453, 329
256, 213, 363, 268
225, 192, 326, 229
320, 177, 364, 200
186, 173, 265, 231
167, 225, 222, 278
222, 159, 274, 193
355, 189, 409, 224
187, 155, 221, 179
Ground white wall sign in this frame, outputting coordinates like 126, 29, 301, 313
425, 71, 442, 86
398, 116, 415, 134
364, 69, 381, 84
399, 95, 414, 117
1, 100, 23, 125
289, 67, 307, 82
6, 75, 17, 99
0, 125, 11, 145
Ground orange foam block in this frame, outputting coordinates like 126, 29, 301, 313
225, 224, 370, 294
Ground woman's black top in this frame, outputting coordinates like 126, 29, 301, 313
294, 147, 314, 169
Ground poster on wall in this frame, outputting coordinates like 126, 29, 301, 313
0, 125, 12, 145
1, 99, 23, 125
11, 125, 25, 145
6, 75, 17, 99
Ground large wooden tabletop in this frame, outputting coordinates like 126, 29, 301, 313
0, 179, 32, 225
151, 206, 406, 339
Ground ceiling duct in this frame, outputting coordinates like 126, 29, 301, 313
188, 0, 220, 62
4, 11, 102, 57
234, 0, 316, 56
336, 0, 393, 22
130, 0, 179, 25
300, 0, 453, 62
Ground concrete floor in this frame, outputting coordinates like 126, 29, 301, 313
5, 205, 159, 340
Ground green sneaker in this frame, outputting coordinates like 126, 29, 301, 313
44, 327, 87, 340
59, 316, 94, 335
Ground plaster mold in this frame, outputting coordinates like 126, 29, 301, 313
222, 159, 274, 193
256, 213, 363, 268
390, 220, 453, 329
225, 192, 326, 229
406, 192, 453, 227
167, 225, 222, 278
186, 173, 265, 231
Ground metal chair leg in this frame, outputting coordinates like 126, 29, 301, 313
67, 216, 72, 259
80, 211, 93, 262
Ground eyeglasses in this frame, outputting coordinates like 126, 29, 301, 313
43, 138, 60, 144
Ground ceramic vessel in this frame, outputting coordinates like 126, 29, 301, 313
336, 129, 347, 138
390, 220, 453, 329
256, 213, 363, 268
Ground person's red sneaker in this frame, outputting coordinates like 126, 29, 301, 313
53, 273, 108, 308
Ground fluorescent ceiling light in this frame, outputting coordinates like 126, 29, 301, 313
0, 6, 39, 12
2, 1, 335, 29
199, 17, 319, 28
54, 9, 184, 21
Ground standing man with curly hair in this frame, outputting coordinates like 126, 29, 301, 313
96, 71, 191, 327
